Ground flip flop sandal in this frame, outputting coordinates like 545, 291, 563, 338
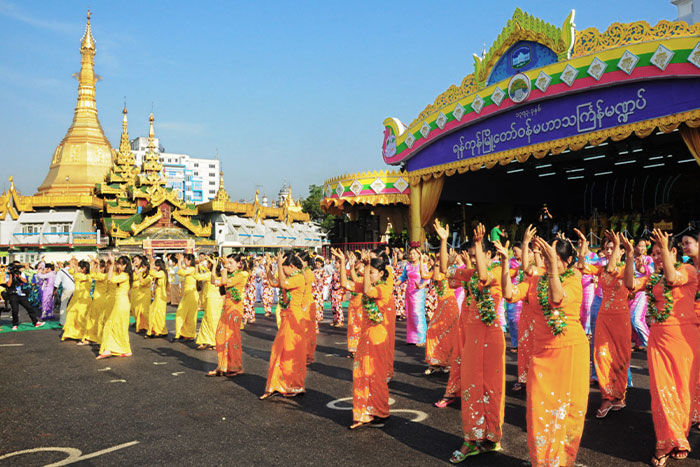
651, 452, 672, 467
671, 449, 689, 460
434, 398, 456, 409
611, 402, 626, 411
596, 405, 613, 419
450, 442, 480, 463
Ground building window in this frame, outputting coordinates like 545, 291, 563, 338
194, 163, 199, 167
209, 164, 216, 168
194, 172, 198, 176
209, 190, 216, 194
209, 181, 215, 185
209, 172, 216, 177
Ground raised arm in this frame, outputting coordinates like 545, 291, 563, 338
621, 234, 636, 290
535, 237, 564, 305
652, 229, 678, 284
494, 240, 513, 301
434, 218, 450, 275
473, 223, 489, 282
521, 224, 536, 273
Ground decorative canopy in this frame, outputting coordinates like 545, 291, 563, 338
321, 170, 410, 211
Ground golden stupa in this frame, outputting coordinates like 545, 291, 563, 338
36, 11, 114, 196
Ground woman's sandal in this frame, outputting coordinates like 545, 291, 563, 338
225, 371, 242, 377
596, 403, 613, 419
512, 382, 524, 392
95, 352, 112, 360
206, 370, 224, 377
611, 402, 626, 411
434, 397, 456, 409
671, 449, 689, 460
651, 452, 672, 467
259, 392, 277, 400
449, 441, 480, 463
424, 366, 441, 375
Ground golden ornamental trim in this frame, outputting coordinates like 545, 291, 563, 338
573, 19, 700, 58
131, 211, 163, 235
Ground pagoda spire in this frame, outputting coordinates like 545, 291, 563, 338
36, 10, 113, 196
147, 112, 156, 152
214, 170, 231, 202
119, 104, 131, 155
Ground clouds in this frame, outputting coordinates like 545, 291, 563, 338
0, 0, 77, 34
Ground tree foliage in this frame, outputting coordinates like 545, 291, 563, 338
301, 184, 336, 232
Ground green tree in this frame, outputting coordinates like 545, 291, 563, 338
302, 184, 336, 232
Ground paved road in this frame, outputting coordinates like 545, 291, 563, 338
1, 308, 698, 466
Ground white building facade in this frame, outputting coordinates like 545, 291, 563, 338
130, 137, 220, 203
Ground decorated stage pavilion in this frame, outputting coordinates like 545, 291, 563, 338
323, 8, 700, 245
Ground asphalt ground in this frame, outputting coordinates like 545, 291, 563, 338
1, 306, 699, 467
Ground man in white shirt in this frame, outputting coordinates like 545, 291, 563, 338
53, 263, 75, 326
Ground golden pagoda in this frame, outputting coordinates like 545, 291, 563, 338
36, 10, 114, 196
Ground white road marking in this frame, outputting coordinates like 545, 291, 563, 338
0, 343, 24, 347
630, 365, 643, 370
171, 372, 185, 376
0, 441, 139, 466
334, 341, 345, 345
326, 397, 395, 410
153, 362, 167, 365
109, 379, 126, 383
389, 409, 428, 423
97, 367, 111, 372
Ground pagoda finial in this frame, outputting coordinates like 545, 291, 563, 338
118, 104, 131, 155
81, 10, 95, 53
147, 112, 156, 152
214, 171, 231, 202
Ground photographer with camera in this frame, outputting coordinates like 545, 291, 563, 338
5, 261, 44, 331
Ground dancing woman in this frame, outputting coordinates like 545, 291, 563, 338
312, 257, 326, 322
98, 255, 133, 359
500, 235, 589, 467
576, 230, 631, 418
296, 252, 317, 365
173, 253, 198, 342
243, 259, 257, 325
623, 230, 699, 466
425, 221, 459, 375
334, 248, 392, 429
209, 255, 248, 377
399, 247, 427, 345
680, 229, 700, 429
61, 258, 91, 343
196, 257, 223, 350
82, 258, 107, 345
260, 252, 307, 399
449, 224, 505, 462
147, 257, 169, 338
392, 249, 407, 320
345, 252, 364, 359
133, 260, 152, 333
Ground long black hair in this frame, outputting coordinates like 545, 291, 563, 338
283, 253, 303, 270
154, 257, 168, 290
78, 260, 90, 274
554, 237, 577, 267
369, 257, 389, 282
117, 255, 133, 287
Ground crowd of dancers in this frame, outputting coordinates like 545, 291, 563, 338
12, 219, 700, 466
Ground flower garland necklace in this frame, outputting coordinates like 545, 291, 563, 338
434, 277, 448, 297
537, 268, 575, 336
279, 269, 302, 310
227, 271, 242, 302
464, 264, 497, 325
362, 280, 385, 324
646, 263, 681, 323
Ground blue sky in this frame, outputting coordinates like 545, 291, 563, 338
0, 0, 679, 202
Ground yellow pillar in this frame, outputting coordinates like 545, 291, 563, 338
408, 179, 422, 244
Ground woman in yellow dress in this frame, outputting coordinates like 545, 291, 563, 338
196, 256, 224, 350
173, 253, 198, 342
147, 257, 169, 338
61, 258, 91, 343
133, 259, 152, 333
97, 255, 133, 359
81, 258, 107, 345
129, 255, 144, 323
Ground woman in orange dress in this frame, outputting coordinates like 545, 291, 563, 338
296, 252, 316, 365
512, 224, 540, 392
449, 223, 505, 462
623, 230, 700, 466
680, 229, 700, 429
333, 248, 393, 429
577, 230, 631, 418
344, 252, 364, 359
208, 255, 248, 377
260, 252, 307, 399
500, 234, 589, 467
422, 236, 459, 375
